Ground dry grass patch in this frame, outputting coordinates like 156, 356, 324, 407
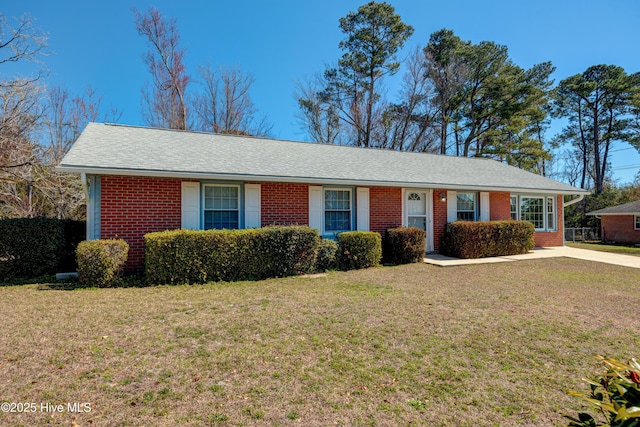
567, 241, 640, 257
0, 259, 639, 426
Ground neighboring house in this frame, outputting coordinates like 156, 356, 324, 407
58, 123, 588, 271
587, 200, 640, 245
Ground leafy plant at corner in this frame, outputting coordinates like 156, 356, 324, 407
76, 239, 129, 288
315, 238, 338, 272
337, 231, 382, 270
384, 227, 426, 264
441, 220, 534, 259
564, 356, 640, 427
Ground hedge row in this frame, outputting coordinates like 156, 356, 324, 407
0, 218, 85, 280
440, 220, 535, 259
145, 226, 320, 284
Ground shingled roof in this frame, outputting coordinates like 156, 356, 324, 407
58, 123, 586, 195
587, 200, 640, 215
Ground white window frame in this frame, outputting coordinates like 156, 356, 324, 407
510, 195, 518, 220
635, 215, 640, 230
511, 194, 556, 232
323, 188, 353, 235
456, 192, 477, 221
202, 184, 241, 230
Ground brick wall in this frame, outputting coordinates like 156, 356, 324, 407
490, 192, 511, 220
432, 189, 448, 251
259, 182, 309, 226
369, 187, 402, 234
601, 215, 640, 244
101, 176, 181, 271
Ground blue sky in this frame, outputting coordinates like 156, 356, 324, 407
5, 0, 640, 184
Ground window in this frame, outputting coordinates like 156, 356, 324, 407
520, 197, 544, 229
325, 189, 352, 233
547, 197, 556, 231
510, 196, 518, 220
635, 215, 640, 230
457, 192, 476, 221
204, 185, 239, 229
511, 194, 556, 232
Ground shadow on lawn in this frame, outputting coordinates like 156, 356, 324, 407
1, 273, 151, 289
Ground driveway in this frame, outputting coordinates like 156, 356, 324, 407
424, 246, 640, 269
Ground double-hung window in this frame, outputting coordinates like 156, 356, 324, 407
457, 192, 476, 221
635, 215, 640, 230
324, 189, 352, 233
512, 194, 556, 232
203, 185, 240, 229
510, 196, 518, 220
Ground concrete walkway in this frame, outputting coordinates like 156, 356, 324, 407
424, 246, 640, 269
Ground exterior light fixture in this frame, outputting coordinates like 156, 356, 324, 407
439, 192, 446, 202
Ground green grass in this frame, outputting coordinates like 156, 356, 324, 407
1, 259, 639, 426
567, 241, 640, 257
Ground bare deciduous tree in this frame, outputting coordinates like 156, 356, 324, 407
134, 7, 189, 130
194, 64, 271, 136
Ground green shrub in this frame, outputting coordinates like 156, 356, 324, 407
564, 356, 640, 427
0, 218, 64, 280
440, 220, 534, 259
0, 218, 86, 280
145, 226, 320, 285
315, 239, 338, 272
76, 239, 129, 287
384, 227, 426, 265
337, 231, 382, 270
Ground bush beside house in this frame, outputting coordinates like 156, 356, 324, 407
441, 220, 535, 259
76, 239, 129, 287
145, 226, 320, 285
0, 218, 86, 280
337, 231, 382, 270
384, 227, 426, 264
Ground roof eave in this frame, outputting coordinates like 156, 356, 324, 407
56, 165, 588, 195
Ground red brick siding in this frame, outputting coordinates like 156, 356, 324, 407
533, 195, 564, 247
490, 192, 511, 220
432, 189, 448, 251
259, 182, 309, 226
101, 176, 181, 271
601, 215, 640, 244
369, 187, 402, 234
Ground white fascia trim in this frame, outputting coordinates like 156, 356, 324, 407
587, 212, 640, 216
56, 166, 588, 196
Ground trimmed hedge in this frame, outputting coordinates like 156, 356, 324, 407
315, 239, 338, 272
337, 231, 382, 270
145, 226, 320, 285
384, 227, 426, 265
440, 220, 535, 259
0, 218, 86, 280
77, 239, 129, 287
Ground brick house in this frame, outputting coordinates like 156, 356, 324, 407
587, 200, 640, 245
59, 123, 587, 271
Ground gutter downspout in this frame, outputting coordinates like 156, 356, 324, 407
80, 172, 89, 200
563, 194, 585, 208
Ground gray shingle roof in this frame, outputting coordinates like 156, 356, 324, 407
58, 123, 586, 195
587, 200, 640, 215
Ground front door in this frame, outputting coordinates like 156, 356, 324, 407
406, 191, 430, 252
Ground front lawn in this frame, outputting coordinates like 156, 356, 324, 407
567, 241, 640, 257
1, 259, 639, 426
